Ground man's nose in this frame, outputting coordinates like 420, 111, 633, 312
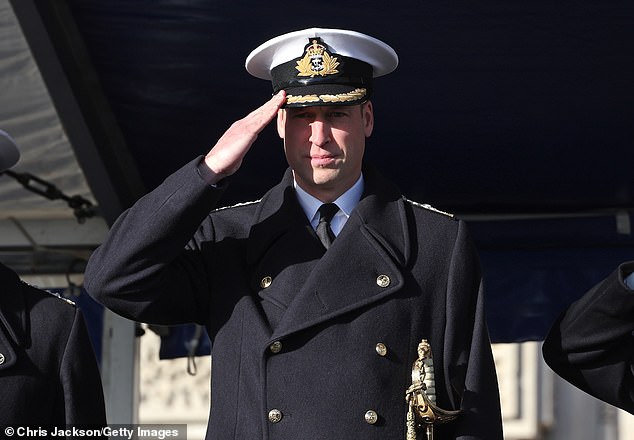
309, 120, 331, 146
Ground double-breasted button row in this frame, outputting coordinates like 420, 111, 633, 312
268, 408, 378, 425
262, 274, 390, 289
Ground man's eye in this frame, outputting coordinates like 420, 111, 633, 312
329, 112, 348, 118
293, 112, 312, 119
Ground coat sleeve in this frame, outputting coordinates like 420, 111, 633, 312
443, 219, 504, 439
542, 261, 634, 414
59, 307, 107, 426
85, 158, 226, 325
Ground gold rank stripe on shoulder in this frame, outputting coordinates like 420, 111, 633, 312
46, 290, 77, 306
211, 199, 260, 213
20, 281, 76, 306
402, 197, 454, 218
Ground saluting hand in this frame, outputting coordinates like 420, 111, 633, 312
204, 91, 286, 183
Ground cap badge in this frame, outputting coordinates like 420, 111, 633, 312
295, 39, 340, 78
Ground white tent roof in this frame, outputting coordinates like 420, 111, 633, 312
0, 0, 107, 275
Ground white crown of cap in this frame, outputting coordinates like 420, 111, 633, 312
246, 28, 399, 80
0, 129, 20, 172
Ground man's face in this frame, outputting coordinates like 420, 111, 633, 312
277, 102, 374, 202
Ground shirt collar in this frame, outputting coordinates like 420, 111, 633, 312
294, 174, 365, 226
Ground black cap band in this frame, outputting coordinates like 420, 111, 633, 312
268, 37, 375, 107
271, 55, 373, 93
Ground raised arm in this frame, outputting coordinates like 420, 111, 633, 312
84, 92, 286, 325
542, 262, 634, 414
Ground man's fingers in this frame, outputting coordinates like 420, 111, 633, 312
244, 90, 286, 134
232, 90, 286, 140
203, 91, 286, 180
263, 90, 287, 115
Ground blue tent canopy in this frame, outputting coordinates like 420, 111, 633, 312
10, 0, 632, 354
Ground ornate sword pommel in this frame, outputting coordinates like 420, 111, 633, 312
405, 339, 461, 440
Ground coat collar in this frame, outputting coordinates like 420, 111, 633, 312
245, 164, 412, 340
354, 163, 411, 266
247, 165, 409, 265
0, 263, 28, 369
246, 168, 310, 266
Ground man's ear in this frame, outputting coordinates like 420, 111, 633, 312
277, 109, 286, 139
363, 101, 374, 137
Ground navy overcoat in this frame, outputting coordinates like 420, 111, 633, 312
0, 263, 106, 426
86, 159, 503, 439
543, 261, 634, 414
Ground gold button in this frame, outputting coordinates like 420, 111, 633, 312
269, 341, 283, 354
260, 276, 273, 289
364, 410, 378, 425
268, 409, 283, 423
376, 275, 390, 288
0, 353, 4, 365
375, 343, 387, 357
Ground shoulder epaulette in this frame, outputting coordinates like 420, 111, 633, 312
45, 289, 77, 306
211, 199, 260, 213
402, 197, 454, 218
18, 280, 76, 306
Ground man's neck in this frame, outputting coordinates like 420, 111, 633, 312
294, 174, 364, 224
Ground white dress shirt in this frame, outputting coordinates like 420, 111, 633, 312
294, 174, 364, 237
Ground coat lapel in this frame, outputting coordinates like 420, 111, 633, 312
268, 165, 412, 339
246, 169, 309, 267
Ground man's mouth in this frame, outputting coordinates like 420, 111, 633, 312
310, 155, 337, 167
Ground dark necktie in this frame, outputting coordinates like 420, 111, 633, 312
316, 203, 339, 250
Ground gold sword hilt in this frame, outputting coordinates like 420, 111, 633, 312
405, 339, 461, 440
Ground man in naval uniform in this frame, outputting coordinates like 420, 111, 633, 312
543, 262, 634, 414
85, 28, 503, 439
0, 130, 106, 427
